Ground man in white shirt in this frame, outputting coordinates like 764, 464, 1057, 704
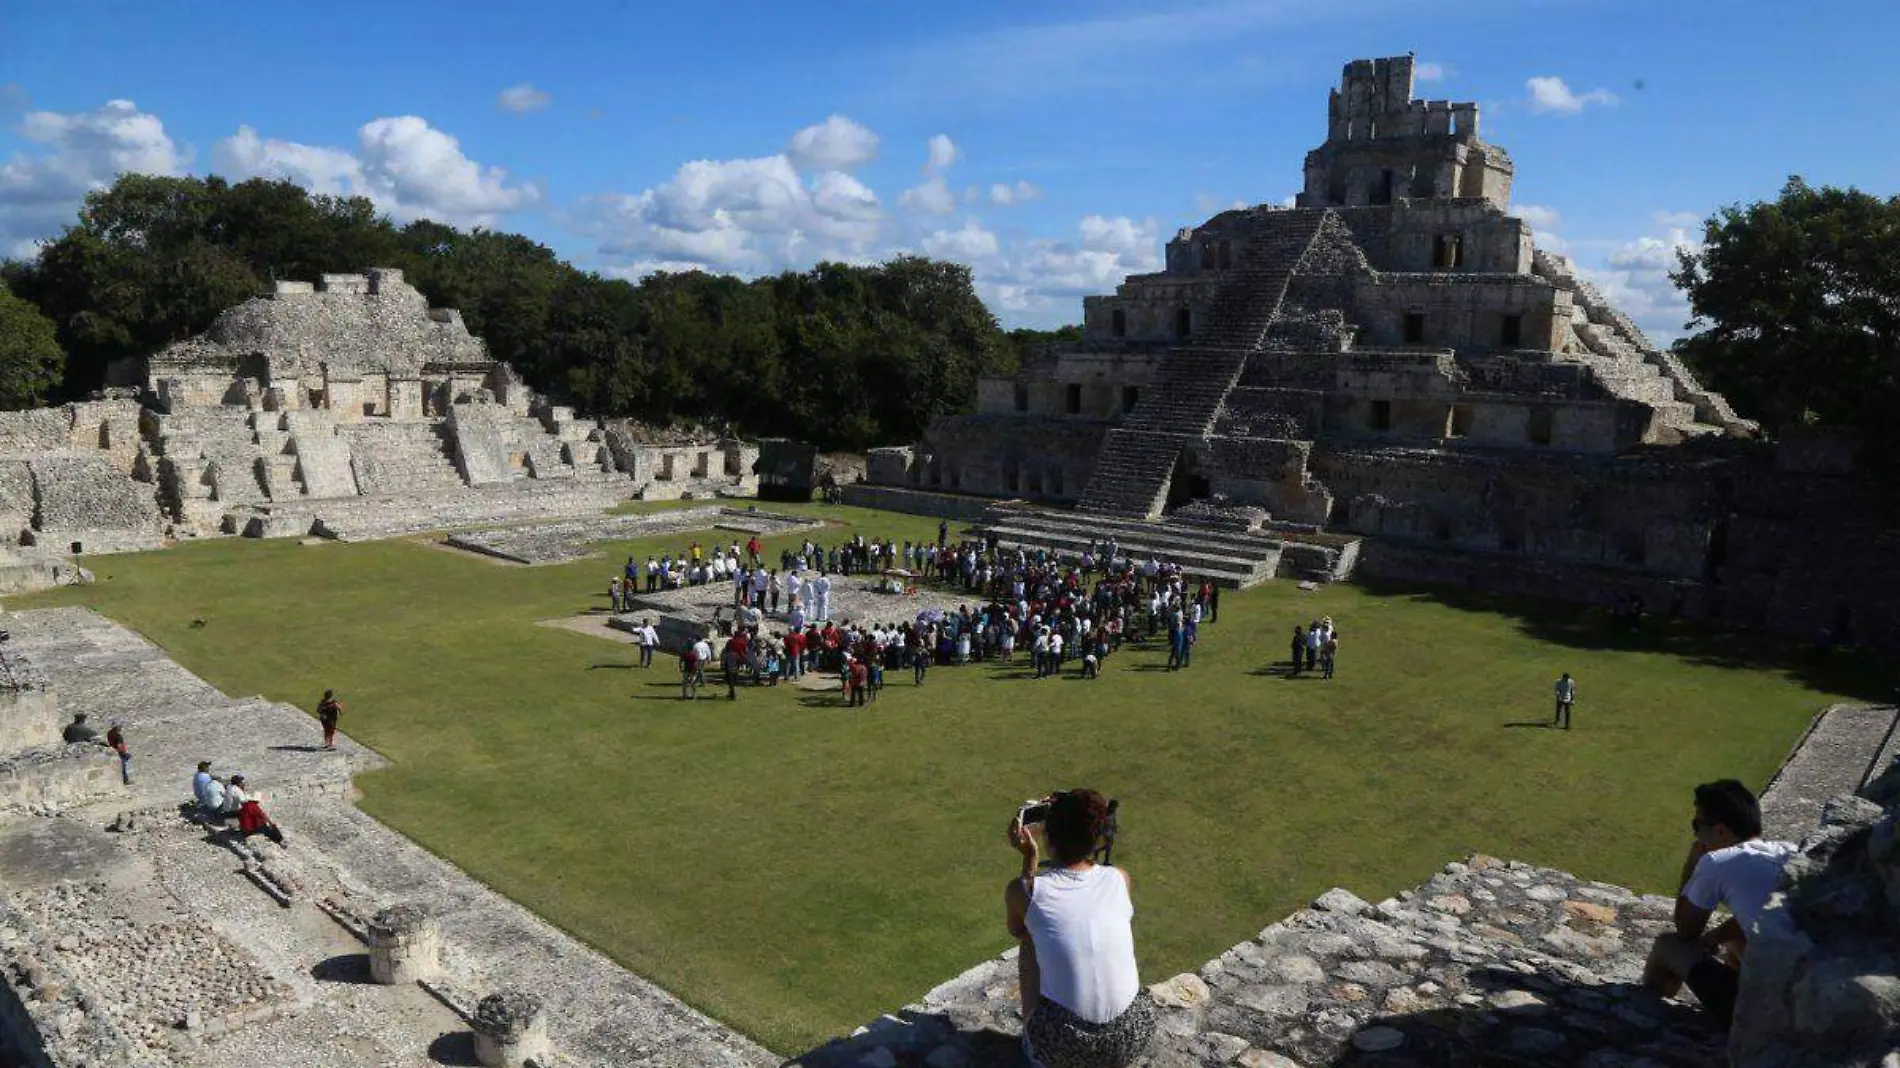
637, 620, 659, 669
1553, 672, 1577, 730
1643, 779, 1798, 1029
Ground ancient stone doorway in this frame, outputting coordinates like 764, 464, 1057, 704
1163, 451, 1210, 514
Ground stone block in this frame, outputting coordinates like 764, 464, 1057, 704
472, 988, 549, 1067
366, 903, 440, 985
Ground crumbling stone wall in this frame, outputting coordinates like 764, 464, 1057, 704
25, 455, 163, 553
1730, 780, 1900, 1067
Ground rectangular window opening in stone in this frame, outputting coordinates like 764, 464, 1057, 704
1006, 466, 1020, 493
1371, 400, 1392, 432
1216, 242, 1232, 269
1013, 384, 1028, 412
1200, 244, 1217, 270
1049, 468, 1063, 496
1528, 406, 1554, 446
1500, 313, 1523, 347
1374, 169, 1394, 205
1402, 312, 1425, 344
1122, 386, 1140, 414
1174, 307, 1191, 338
1449, 404, 1473, 438
1110, 308, 1126, 338
1065, 383, 1082, 415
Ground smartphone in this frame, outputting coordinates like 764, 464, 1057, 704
1019, 801, 1051, 826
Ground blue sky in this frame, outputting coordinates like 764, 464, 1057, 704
3, 0, 1897, 338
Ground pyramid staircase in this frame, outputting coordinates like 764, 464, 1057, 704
1076, 212, 1327, 518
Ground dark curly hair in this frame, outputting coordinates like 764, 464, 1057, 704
1044, 788, 1111, 864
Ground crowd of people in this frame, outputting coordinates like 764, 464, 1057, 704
625, 523, 1238, 704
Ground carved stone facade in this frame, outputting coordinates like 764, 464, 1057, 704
869, 55, 1900, 649
0, 272, 760, 556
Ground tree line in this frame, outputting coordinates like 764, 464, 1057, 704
0, 174, 1079, 449
1, 172, 1895, 469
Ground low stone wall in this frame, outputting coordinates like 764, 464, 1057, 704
0, 745, 122, 810
26, 454, 164, 553
0, 653, 57, 753
838, 485, 1007, 522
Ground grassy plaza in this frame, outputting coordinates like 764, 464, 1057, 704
16, 502, 1887, 1053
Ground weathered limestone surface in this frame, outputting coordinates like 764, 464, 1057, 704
0, 606, 777, 1067
795, 859, 1728, 1068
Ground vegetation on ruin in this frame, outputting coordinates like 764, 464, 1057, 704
1673, 177, 1900, 478
0, 287, 65, 409
14, 504, 1887, 1052
0, 175, 1085, 448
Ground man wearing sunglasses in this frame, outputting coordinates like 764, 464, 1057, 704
1641, 779, 1797, 1028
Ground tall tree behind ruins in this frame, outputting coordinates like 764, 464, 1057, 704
1672, 177, 1900, 480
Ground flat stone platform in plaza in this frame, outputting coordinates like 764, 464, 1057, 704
442, 505, 823, 565
609, 571, 978, 652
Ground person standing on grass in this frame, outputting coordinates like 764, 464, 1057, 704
637, 620, 658, 669
317, 690, 342, 751
1553, 672, 1577, 730
1288, 626, 1305, 676
1320, 632, 1338, 679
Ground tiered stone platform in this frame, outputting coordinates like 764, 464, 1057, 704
975, 505, 1360, 588
444, 506, 822, 565
222, 480, 640, 541
0, 607, 775, 1067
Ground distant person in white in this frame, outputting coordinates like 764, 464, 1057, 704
1005, 789, 1154, 1067
1642, 778, 1797, 1029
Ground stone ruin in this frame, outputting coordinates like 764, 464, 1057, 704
862, 54, 1900, 649
0, 269, 760, 574
0, 605, 776, 1067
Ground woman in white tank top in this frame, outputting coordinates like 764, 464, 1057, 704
1005, 789, 1155, 1068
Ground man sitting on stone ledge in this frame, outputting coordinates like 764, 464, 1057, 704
1642, 779, 1797, 1029
62, 711, 100, 744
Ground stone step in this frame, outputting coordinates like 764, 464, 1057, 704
1759, 704, 1900, 841
992, 508, 1291, 557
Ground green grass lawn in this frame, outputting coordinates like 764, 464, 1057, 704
15, 502, 1887, 1053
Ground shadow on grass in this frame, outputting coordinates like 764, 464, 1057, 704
1502, 720, 1558, 729
586, 662, 634, 671
267, 744, 327, 752
1355, 577, 1897, 703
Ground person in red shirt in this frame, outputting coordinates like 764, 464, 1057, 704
783, 629, 806, 680
746, 535, 762, 567
847, 656, 869, 707
723, 631, 749, 700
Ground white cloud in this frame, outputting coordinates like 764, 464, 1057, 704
1526, 76, 1619, 115
1414, 61, 1451, 84
898, 175, 957, 215
785, 115, 879, 172
1653, 209, 1701, 229
1514, 203, 1562, 231
924, 134, 958, 174
922, 218, 1000, 261
0, 98, 185, 256
496, 83, 552, 114
987, 180, 1039, 206
1575, 227, 1697, 344
583, 151, 885, 278
809, 170, 882, 222
214, 116, 539, 228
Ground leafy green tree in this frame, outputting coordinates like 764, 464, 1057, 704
1672, 177, 1900, 444
0, 287, 66, 409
